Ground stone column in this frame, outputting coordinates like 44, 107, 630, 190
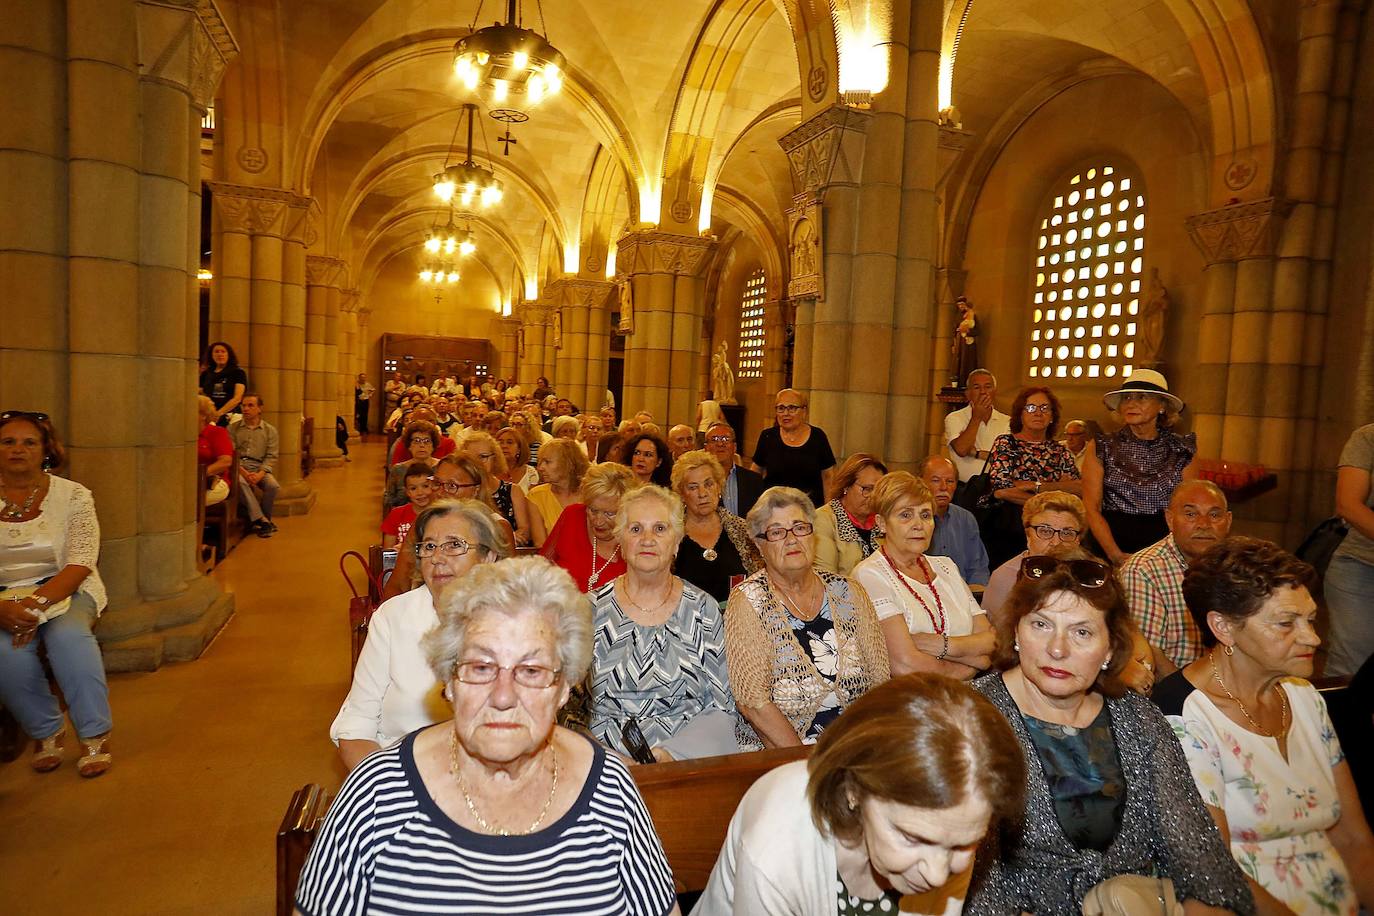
614, 231, 717, 424
304, 255, 345, 465
549, 277, 615, 411
338, 288, 361, 438
208, 182, 317, 513
518, 301, 554, 391
497, 316, 520, 382
762, 298, 789, 398
0, 0, 238, 670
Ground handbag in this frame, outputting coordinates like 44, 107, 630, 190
1081, 874, 1184, 916
0, 584, 71, 624
339, 550, 384, 669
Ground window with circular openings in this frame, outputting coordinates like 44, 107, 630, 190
1029, 162, 1147, 381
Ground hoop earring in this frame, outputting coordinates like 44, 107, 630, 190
1224, 645, 1234, 657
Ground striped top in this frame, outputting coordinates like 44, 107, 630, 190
295, 730, 676, 916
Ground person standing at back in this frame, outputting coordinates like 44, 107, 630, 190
1327, 421, 1374, 677
750, 388, 836, 509
944, 369, 1011, 489
199, 341, 248, 427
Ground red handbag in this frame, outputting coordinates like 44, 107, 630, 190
340, 550, 383, 669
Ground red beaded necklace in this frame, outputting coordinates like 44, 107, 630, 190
880, 548, 946, 634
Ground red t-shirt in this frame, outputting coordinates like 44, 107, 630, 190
541, 504, 626, 593
381, 503, 418, 543
197, 423, 234, 484
390, 436, 456, 464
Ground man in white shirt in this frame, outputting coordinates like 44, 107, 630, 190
1061, 418, 1089, 472
943, 368, 1011, 483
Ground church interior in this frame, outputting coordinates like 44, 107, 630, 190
3, 0, 1374, 912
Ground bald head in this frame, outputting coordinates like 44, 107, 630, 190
920, 455, 958, 515
1166, 480, 1233, 562
668, 424, 696, 458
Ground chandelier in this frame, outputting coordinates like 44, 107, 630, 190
424, 214, 478, 258
454, 0, 565, 108
419, 260, 461, 285
433, 103, 503, 207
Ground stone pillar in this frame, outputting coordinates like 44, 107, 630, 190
615, 231, 717, 424
762, 298, 789, 399
518, 301, 554, 391
0, 0, 238, 670
549, 277, 615, 412
497, 316, 520, 382
208, 182, 317, 513
304, 255, 345, 464
338, 288, 362, 438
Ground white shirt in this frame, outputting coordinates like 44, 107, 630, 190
330, 585, 448, 748
852, 553, 984, 636
943, 405, 1011, 482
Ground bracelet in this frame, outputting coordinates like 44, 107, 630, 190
937, 632, 950, 661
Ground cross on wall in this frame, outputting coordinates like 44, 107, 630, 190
498, 130, 518, 156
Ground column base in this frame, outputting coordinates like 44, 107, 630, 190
94, 576, 236, 672
314, 456, 346, 469
275, 481, 318, 516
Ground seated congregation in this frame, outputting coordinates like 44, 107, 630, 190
281, 367, 1374, 915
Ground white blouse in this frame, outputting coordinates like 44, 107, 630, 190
852, 552, 984, 636
330, 585, 448, 749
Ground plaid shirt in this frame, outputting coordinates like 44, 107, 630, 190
1119, 535, 1202, 667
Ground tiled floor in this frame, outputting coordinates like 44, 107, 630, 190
0, 442, 386, 915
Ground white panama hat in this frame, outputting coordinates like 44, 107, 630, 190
1102, 368, 1185, 413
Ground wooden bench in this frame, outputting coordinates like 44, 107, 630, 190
273, 744, 808, 912
202, 453, 244, 561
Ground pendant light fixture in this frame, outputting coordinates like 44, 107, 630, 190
453, 0, 565, 109
433, 102, 503, 207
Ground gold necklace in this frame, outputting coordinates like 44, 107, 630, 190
770, 574, 818, 621
620, 576, 674, 617
1, 479, 41, 520
449, 728, 559, 836
1210, 650, 1288, 737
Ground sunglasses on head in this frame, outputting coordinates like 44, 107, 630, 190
1020, 555, 1110, 588
0, 410, 50, 424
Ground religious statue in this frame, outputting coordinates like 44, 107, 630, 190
552, 308, 563, 350
1137, 268, 1169, 368
711, 340, 736, 405
952, 296, 980, 387
618, 278, 634, 334
791, 216, 816, 279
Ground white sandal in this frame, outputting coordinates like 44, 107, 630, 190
77, 733, 112, 778
31, 727, 64, 773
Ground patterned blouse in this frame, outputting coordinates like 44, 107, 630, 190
1096, 427, 1197, 515
987, 434, 1081, 491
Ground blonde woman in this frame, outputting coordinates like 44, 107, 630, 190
542, 462, 638, 593
527, 439, 591, 547
670, 450, 762, 603
457, 429, 531, 547
812, 453, 888, 576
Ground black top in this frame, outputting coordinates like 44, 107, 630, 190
751, 425, 836, 508
1021, 704, 1125, 852
199, 366, 248, 412
674, 526, 747, 603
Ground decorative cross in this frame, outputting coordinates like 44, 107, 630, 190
498, 129, 518, 156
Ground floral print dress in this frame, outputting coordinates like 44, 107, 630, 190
1163, 678, 1353, 915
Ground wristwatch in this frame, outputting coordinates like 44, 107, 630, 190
31, 595, 51, 608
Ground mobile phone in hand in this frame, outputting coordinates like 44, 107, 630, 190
620, 717, 656, 764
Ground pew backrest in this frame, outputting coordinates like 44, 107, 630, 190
276, 784, 331, 916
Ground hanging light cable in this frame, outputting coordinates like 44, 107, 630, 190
433, 102, 503, 207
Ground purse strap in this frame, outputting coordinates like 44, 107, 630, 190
338, 550, 382, 601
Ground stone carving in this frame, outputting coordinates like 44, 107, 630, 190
778, 105, 869, 197
711, 340, 736, 405
613, 231, 715, 278
210, 183, 315, 241
786, 200, 823, 299
306, 255, 348, 289
1185, 197, 1291, 265
952, 297, 979, 386
138, 0, 238, 109
552, 309, 563, 349
1136, 269, 1169, 368
618, 279, 634, 334
237, 147, 269, 173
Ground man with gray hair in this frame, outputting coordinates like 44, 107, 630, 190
944, 368, 1011, 484
1061, 418, 1089, 472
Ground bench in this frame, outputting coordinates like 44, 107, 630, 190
275, 783, 332, 916
202, 453, 244, 562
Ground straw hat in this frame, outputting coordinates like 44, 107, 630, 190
1102, 369, 1184, 413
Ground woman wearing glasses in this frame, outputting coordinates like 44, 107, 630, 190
0, 410, 113, 777
300, 558, 679, 915
541, 462, 637, 593
382, 419, 441, 512
981, 386, 1081, 567
813, 452, 888, 576
965, 548, 1252, 916
332, 500, 512, 772
852, 472, 994, 681
750, 388, 835, 508
725, 487, 889, 749
981, 491, 1089, 624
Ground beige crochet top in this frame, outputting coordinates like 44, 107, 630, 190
725, 568, 890, 746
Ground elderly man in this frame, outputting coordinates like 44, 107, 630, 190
943, 368, 1011, 484
1119, 480, 1233, 672
228, 393, 280, 538
578, 415, 605, 459
667, 424, 697, 460
703, 421, 766, 517
920, 455, 990, 586
1061, 418, 1089, 472
431, 396, 459, 437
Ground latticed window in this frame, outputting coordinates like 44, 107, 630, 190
738, 269, 766, 380
1028, 163, 1147, 381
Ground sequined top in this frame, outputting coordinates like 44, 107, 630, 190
965, 673, 1254, 916
1096, 427, 1197, 515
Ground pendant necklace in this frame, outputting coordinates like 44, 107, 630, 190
586, 518, 619, 592
450, 728, 558, 836
1, 480, 41, 520
1210, 650, 1288, 737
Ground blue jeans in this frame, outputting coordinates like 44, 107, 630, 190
0, 592, 112, 740
1324, 553, 1374, 678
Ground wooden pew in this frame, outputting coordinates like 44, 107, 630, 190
276, 784, 332, 916
202, 452, 243, 561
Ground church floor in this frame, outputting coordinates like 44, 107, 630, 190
0, 441, 387, 915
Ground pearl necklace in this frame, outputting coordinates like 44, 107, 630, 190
586, 519, 620, 592
450, 728, 559, 836
1210, 650, 1288, 737
1, 480, 41, 520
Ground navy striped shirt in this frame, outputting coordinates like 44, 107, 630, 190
295, 730, 676, 915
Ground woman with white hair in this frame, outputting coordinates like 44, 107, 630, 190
297, 557, 679, 915
588, 486, 736, 761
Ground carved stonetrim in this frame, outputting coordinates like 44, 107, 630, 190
613, 231, 717, 279
137, 1, 238, 109
786, 197, 824, 300
778, 105, 870, 196
306, 255, 348, 289
210, 182, 315, 240
547, 278, 615, 310
1185, 198, 1292, 265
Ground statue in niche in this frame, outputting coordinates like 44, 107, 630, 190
618, 279, 634, 334
952, 296, 980, 386
791, 216, 816, 279
552, 309, 563, 350
1137, 269, 1169, 368
712, 340, 736, 405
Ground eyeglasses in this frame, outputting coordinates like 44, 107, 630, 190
1020, 555, 1110, 588
0, 410, 50, 424
775, 404, 804, 413
453, 661, 563, 688
430, 478, 480, 495
756, 521, 815, 542
415, 538, 474, 559
1026, 524, 1081, 543
706, 435, 734, 444
410, 437, 434, 445
1023, 404, 1054, 414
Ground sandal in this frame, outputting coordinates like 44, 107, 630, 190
31, 727, 64, 773
77, 733, 112, 778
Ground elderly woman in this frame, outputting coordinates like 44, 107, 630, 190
550, 415, 579, 442
813, 453, 888, 576
852, 473, 994, 680
542, 462, 637, 593
383, 419, 440, 512
618, 431, 673, 487
332, 501, 511, 770
0, 410, 113, 777
197, 395, 234, 507
1082, 369, 1197, 564
726, 487, 890, 749
671, 450, 762, 604
964, 548, 1252, 916
694, 675, 1026, 915
1156, 538, 1374, 915
750, 388, 836, 509
457, 429, 531, 547
297, 558, 679, 914
527, 439, 591, 547
588, 486, 735, 761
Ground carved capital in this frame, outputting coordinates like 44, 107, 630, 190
1185, 198, 1292, 265
306, 255, 348, 289
613, 230, 717, 279
210, 182, 314, 240
137, 1, 238, 110
546, 277, 615, 310
778, 104, 870, 197
339, 288, 361, 313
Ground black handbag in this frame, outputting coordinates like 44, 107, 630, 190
1295, 516, 1349, 590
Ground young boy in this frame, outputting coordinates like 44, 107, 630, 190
381, 462, 434, 547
